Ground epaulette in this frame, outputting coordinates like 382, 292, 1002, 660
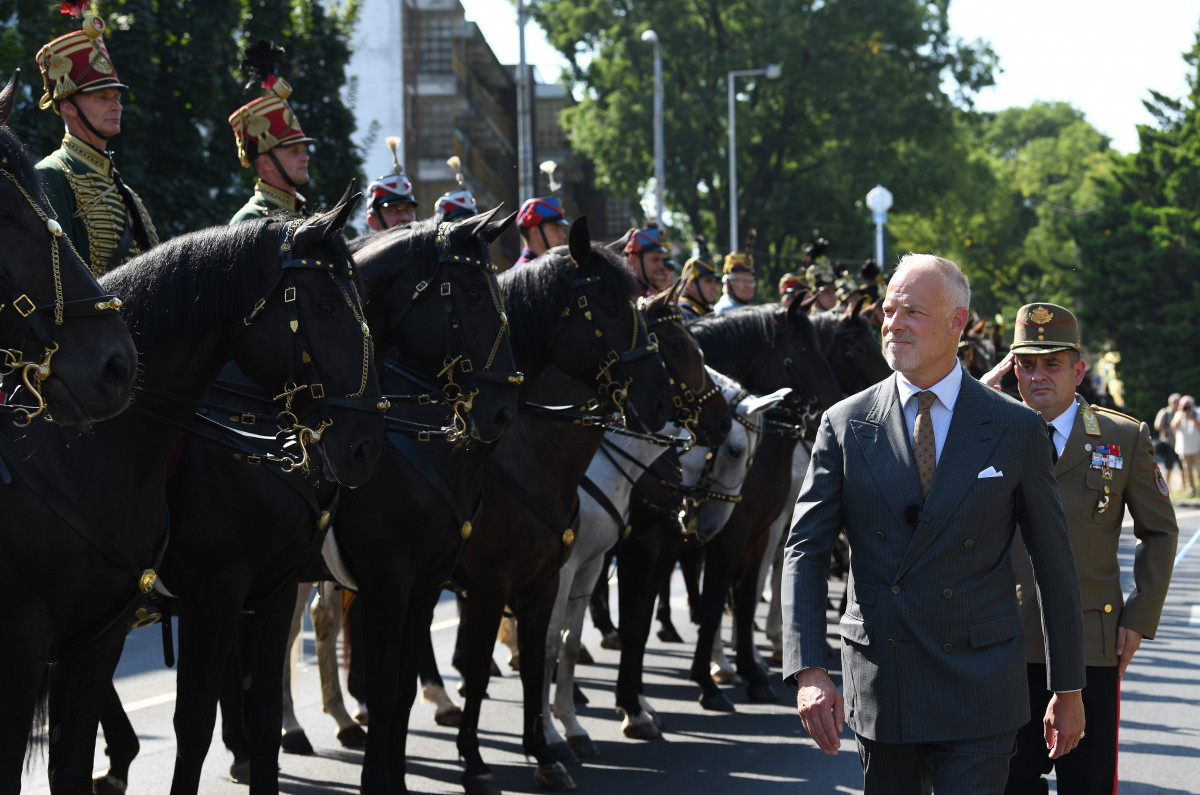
1093, 405, 1140, 424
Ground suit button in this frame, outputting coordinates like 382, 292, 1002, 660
875, 531, 885, 540
943, 589, 952, 599
943, 643, 953, 652
886, 639, 896, 648
964, 539, 975, 548
1104, 604, 1113, 613
891, 585, 901, 594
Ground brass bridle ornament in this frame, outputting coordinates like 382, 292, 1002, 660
640, 301, 721, 447
0, 165, 126, 426
238, 218, 389, 472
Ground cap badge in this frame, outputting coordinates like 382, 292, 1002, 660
1029, 306, 1054, 324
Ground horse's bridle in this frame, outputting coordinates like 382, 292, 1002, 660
767, 320, 826, 438
381, 221, 524, 442
823, 318, 876, 395
0, 165, 124, 426
236, 218, 389, 471
641, 302, 721, 443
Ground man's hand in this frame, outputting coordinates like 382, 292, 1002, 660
979, 351, 1015, 390
1116, 626, 1143, 679
796, 668, 845, 754
1044, 690, 1086, 759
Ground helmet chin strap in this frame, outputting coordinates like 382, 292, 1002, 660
535, 224, 549, 254
65, 98, 110, 151
266, 150, 301, 191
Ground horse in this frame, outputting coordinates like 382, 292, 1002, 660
447, 226, 673, 795
957, 313, 995, 379
1, 191, 383, 792
536, 291, 734, 763
89, 208, 519, 795
0, 69, 136, 424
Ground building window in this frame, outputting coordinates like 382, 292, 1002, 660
418, 16, 453, 73
417, 101, 455, 158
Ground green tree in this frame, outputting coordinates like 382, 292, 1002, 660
1074, 30, 1200, 421
0, 0, 363, 236
529, 0, 997, 297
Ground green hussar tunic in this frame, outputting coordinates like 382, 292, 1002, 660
229, 179, 306, 224
35, 133, 158, 277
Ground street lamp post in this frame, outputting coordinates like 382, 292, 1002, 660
516, 0, 533, 202
642, 30, 664, 223
865, 184, 893, 266
727, 64, 781, 252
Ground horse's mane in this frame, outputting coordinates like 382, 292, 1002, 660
499, 244, 638, 358
100, 218, 275, 347
687, 304, 782, 360
0, 124, 51, 213
347, 216, 434, 257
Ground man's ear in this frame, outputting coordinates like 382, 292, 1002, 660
950, 306, 969, 334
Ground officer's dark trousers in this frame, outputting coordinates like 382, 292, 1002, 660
857, 731, 1017, 795
1006, 662, 1120, 795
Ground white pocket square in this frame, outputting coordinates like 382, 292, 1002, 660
978, 466, 1003, 479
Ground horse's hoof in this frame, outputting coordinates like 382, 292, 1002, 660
620, 715, 662, 740
354, 707, 369, 726
435, 705, 464, 727
229, 760, 250, 785
506, 653, 521, 671
699, 692, 736, 712
534, 761, 576, 791
711, 667, 740, 685
746, 682, 778, 704
491, 658, 504, 676
92, 774, 127, 795
547, 740, 579, 765
572, 683, 589, 706
462, 772, 502, 795
577, 644, 594, 664
656, 625, 683, 643
281, 729, 314, 755
567, 734, 600, 758
598, 631, 621, 650
337, 724, 368, 748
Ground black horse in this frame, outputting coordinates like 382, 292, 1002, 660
0, 69, 136, 424
2, 193, 384, 792
91, 209, 519, 795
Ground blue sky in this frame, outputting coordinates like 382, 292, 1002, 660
460, 0, 1199, 154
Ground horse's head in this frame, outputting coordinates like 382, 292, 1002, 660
229, 186, 384, 487
641, 287, 731, 447
352, 206, 520, 444
814, 293, 891, 394
0, 70, 137, 425
768, 299, 846, 430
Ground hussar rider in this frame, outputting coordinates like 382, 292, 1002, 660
228, 41, 315, 224
366, 136, 420, 231
35, 1, 158, 277
434, 155, 479, 222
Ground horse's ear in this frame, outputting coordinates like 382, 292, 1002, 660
294, 181, 361, 249
970, 316, 986, 336
467, 205, 513, 245
788, 292, 811, 320
568, 216, 591, 267
843, 292, 866, 323
0, 70, 18, 128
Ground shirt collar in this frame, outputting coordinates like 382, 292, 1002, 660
896, 364, 963, 412
1044, 396, 1080, 438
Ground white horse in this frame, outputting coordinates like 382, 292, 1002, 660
542, 368, 789, 756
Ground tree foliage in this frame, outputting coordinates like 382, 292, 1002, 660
1074, 30, 1200, 421
529, 0, 997, 296
0, 0, 363, 237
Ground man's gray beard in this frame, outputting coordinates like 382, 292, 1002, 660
884, 343, 919, 373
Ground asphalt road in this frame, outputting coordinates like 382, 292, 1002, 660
22, 505, 1200, 794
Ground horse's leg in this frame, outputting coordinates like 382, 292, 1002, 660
0, 637, 45, 792
764, 527, 788, 664
238, 584, 299, 795
678, 543, 704, 625
312, 582, 366, 745
345, 595, 370, 723
553, 554, 605, 759
497, 612, 520, 671
94, 680, 140, 794
615, 525, 668, 739
170, 588, 247, 795
542, 560, 576, 765
516, 577, 575, 792
356, 588, 401, 795
455, 585, 508, 795
732, 556, 777, 704
46, 627, 128, 792
709, 612, 739, 684
280, 583, 315, 755
587, 545, 620, 649
688, 524, 744, 712
653, 554, 683, 643
418, 611, 462, 727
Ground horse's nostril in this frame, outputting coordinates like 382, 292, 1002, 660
101, 349, 135, 393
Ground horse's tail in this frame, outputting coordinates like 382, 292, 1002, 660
25, 665, 49, 769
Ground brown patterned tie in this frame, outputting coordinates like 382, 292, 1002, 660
914, 391, 937, 499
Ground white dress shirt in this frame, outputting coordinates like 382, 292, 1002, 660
1044, 398, 1080, 460
896, 365, 963, 465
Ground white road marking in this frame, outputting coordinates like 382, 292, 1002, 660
123, 690, 176, 713
1190, 605, 1200, 627
1175, 526, 1200, 566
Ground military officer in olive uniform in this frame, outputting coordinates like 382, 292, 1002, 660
983, 303, 1178, 795
228, 42, 315, 224
35, 9, 158, 277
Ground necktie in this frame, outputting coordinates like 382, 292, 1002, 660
914, 391, 937, 499
1048, 423, 1060, 464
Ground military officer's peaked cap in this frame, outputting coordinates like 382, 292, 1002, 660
1010, 302, 1081, 355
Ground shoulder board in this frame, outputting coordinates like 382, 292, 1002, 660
1093, 405, 1139, 424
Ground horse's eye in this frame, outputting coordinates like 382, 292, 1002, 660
316, 301, 337, 316
464, 289, 482, 302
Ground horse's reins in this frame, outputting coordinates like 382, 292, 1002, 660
0, 164, 124, 426
641, 303, 721, 443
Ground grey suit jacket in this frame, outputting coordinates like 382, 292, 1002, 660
782, 368, 1086, 743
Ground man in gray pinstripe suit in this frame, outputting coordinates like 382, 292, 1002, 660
782, 254, 1087, 794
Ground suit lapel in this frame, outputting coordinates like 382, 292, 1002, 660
849, 375, 925, 529
1055, 395, 1091, 476
894, 372, 1004, 580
